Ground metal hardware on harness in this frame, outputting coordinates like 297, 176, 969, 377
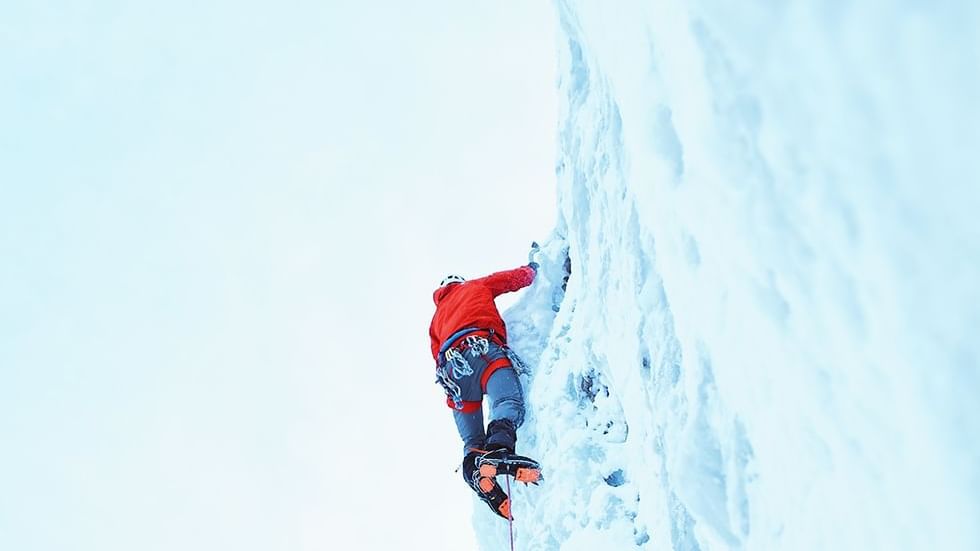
444, 348, 473, 379
505, 346, 530, 376
463, 335, 490, 357
435, 365, 463, 408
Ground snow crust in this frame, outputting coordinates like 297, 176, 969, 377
474, 1, 980, 549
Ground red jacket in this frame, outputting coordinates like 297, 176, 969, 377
429, 266, 536, 362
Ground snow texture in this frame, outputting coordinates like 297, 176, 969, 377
472, 1, 980, 549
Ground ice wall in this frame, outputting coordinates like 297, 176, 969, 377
476, 1, 980, 549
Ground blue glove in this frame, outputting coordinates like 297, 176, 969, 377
528, 261, 540, 271
528, 241, 540, 264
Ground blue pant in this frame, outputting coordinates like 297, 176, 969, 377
453, 367, 525, 456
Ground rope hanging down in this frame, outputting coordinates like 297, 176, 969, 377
505, 475, 514, 551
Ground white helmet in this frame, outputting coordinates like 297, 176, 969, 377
439, 274, 466, 287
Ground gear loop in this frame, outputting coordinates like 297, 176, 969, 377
504, 346, 530, 376
435, 365, 463, 408
445, 347, 474, 379
464, 335, 490, 357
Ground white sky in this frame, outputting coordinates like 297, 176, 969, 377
0, 2, 557, 549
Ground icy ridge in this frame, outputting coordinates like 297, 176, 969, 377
474, 1, 980, 549
483, 4, 751, 550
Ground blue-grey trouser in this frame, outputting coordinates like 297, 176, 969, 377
453, 367, 525, 456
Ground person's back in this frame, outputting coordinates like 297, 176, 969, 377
429, 266, 536, 361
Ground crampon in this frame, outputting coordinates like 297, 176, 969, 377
466, 449, 542, 520
476, 450, 543, 485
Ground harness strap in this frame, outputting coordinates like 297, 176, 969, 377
447, 398, 482, 413
437, 327, 480, 360
480, 357, 513, 392
437, 327, 504, 361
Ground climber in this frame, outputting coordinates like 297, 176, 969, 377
429, 252, 542, 519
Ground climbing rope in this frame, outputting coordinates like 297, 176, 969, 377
505, 474, 514, 551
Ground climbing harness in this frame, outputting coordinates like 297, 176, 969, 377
435, 328, 499, 409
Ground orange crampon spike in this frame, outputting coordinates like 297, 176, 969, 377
515, 467, 541, 483
497, 498, 512, 520
478, 477, 495, 493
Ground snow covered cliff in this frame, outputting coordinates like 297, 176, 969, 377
479, 1, 980, 549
